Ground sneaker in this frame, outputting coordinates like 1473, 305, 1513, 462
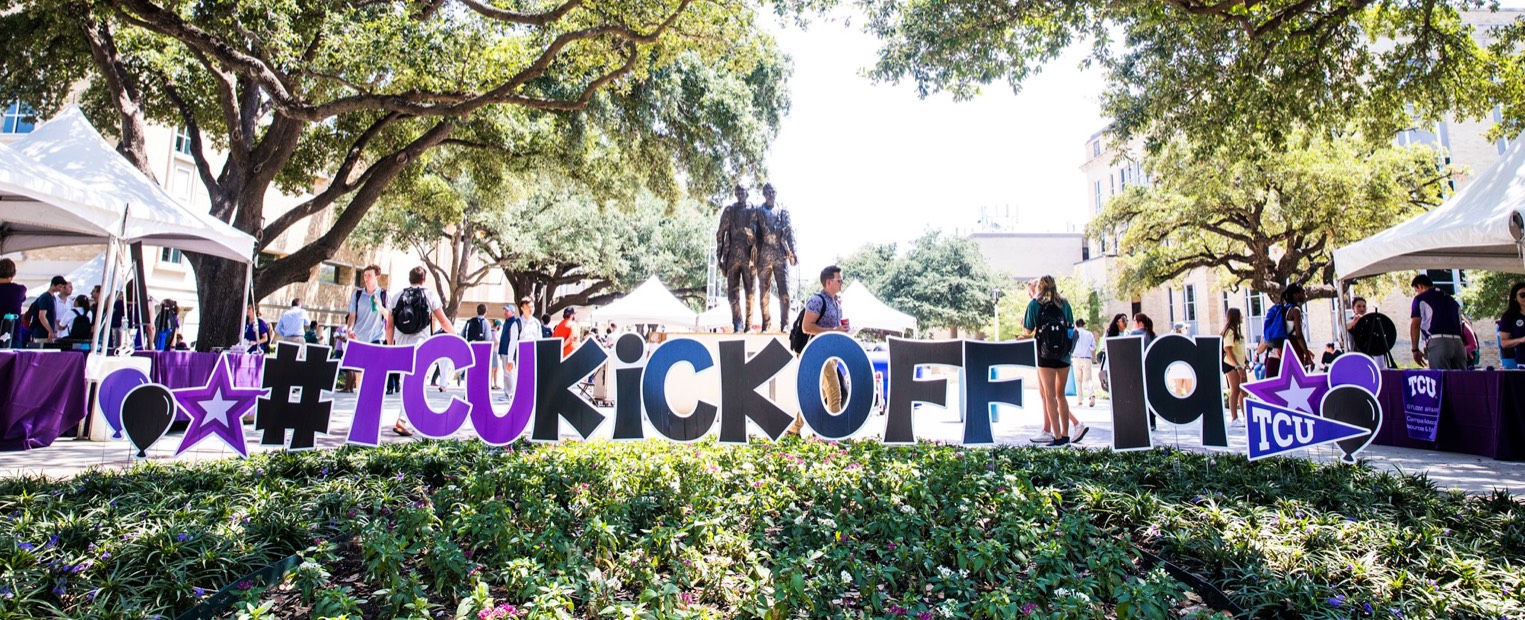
1045, 437, 1071, 447
1231, 418, 1244, 427
1088, 397, 1095, 407
1028, 432, 1054, 443
1071, 423, 1090, 443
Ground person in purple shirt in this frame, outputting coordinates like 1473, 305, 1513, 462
1410, 273, 1467, 370
0, 259, 25, 348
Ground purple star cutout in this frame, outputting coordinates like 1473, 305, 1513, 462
173, 354, 269, 457
1244, 341, 1329, 415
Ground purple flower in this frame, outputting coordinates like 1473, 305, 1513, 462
52, 580, 66, 596
918, 612, 934, 620
887, 604, 906, 615
18, 542, 34, 552
320, 467, 330, 476
1328, 595, 1345, 607
1364, 603, 1373, 613
395, 472, 405, 481
194, 587, 206, 597
176, 533, 191, 542
1021, 603, 1038, 614
47, 535, 57, 548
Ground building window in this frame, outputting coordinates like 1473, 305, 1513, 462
1167, 289, 1175, 323
1425, 269, 1465, 295
173, 126, 193, 155
1, 102, 35, 134
1091, 140, 1101, 158
1247, 291, 1268, 347
160, 248, 183, 264
1094, 180, 1103, 214
319, 263, 341, 285
1183, 284, 1198, 334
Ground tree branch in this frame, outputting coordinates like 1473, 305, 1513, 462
259, 112, 403, 242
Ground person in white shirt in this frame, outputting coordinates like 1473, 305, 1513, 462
497, 297, 543, 397
275, 299, 308, 344
1071, 318, 1098, 407
385, 267, 451, 436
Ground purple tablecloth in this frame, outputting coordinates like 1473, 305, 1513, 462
0, 351, 88, 451
133, 351, 264, 421
1374, 369, 1525, 461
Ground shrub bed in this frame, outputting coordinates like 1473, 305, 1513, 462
0, 440, 1521, 619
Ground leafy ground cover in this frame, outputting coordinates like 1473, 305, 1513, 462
0, 439, 1521, 619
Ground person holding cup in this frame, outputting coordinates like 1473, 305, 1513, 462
787, 265, 851, 435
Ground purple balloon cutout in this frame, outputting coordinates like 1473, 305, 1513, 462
1328, 354, 1382, 395
99, 368, 149, 439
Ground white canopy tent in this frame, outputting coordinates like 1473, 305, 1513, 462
697, 296, 763, 330
841, 282, 917, 333
0, 141, 121, 254
590, 276, 699, 328
10, 106, 255, 263
1334, 139, 1525, 280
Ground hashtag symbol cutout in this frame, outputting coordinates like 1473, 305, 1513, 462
256, 342, 339, 450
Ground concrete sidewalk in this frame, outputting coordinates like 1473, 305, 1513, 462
3, 387, 1522, 495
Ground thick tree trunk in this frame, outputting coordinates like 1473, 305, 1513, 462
189, 255, 247, 352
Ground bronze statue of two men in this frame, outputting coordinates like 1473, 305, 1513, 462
715, 183, 796, 333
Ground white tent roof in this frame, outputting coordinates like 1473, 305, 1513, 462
1334, 139, 1525, 280
0, 141, 121, 252
10, 106, 255, 263
841, 282, 917, 333
697, 296, 763, 330
590, 276, 698, 328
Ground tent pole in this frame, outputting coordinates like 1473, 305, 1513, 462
90, 239, 119, 356
240, 261, 253, 350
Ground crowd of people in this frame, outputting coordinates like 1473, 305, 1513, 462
0, 258, 189, 352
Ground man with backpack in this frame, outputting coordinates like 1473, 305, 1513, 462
462, 303, 493, 387
24, 276, 68, 346
348, 264, 391, 394
385, 266, 451, 435
1260, 283, 1313, 378
786, 265, 851, 435
498, 297, 540, 397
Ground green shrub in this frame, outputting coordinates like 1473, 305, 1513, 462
0, 440, 1519, 619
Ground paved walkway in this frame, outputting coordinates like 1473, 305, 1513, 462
3, 387, 1522, 495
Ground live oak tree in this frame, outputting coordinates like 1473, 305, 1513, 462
0, 0, 785, 349
359, 165, 712, 320
855, 0, 1520, 153
1087, 133, 1452, 302
354, 43, 785, 321
839, 231, 1005, 334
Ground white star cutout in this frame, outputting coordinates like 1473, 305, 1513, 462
1277, 382, 1316, 414
196, 390, 240, 430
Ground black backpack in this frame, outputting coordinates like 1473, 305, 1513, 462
789, 292, 829, 354
464, 316, 488, 342
393, 287, 430, 335
1035, 301, 1074, 361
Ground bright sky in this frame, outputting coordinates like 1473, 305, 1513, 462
762, 11, 1106, 281
763, 3, 1525, 283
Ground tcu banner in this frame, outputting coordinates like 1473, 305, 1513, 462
102, 333, 1387, 463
